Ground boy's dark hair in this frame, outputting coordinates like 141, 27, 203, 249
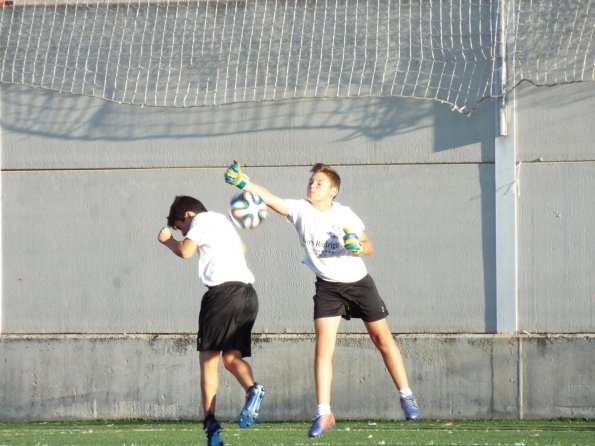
311, 163, 341, 192
167, 196, 208, 227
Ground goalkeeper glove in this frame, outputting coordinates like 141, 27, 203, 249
225, 160, 250, 189
343, 227, 364, 255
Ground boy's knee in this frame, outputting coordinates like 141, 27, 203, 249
371, 333, 394, 351
221, 352, 239, 370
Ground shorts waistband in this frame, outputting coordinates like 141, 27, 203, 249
207, 281, 252, 290
315, 274, 369, 285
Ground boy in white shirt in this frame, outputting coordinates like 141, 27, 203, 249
225, 162, 420, 438
158, 195, 265, 446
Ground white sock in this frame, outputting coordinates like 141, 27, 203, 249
316, 404, 331, 416
399, 389, 413, 398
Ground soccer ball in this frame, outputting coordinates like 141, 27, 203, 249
229, 191, 267, 229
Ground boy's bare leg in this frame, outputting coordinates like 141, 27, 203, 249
364, 318, 410, 390
200, 350, 221, 415
222, 350, 265, 429
222, 349, 255, 392
313, 316, 342, 406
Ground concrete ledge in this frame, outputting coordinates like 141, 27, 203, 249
1, 334, 593, 421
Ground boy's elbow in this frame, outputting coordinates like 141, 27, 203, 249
178, 239, 197, 259
179, 250, 194, 259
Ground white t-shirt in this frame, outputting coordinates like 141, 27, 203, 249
185, 211, 255, 287
286, 199, 368, 283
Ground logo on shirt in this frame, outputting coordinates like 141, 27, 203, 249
303, 231, 341, 257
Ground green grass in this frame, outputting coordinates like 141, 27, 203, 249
0, 419, 593, 446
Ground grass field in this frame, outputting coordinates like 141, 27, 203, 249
1, 419, 594, 446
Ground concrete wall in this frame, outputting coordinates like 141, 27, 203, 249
2, 334, 593, 421
1, 80, 594, 421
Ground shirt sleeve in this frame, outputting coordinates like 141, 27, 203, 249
185, 215, 204, 246
284, 199, 304, 224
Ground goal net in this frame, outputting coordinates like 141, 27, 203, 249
1, 0, 593, 114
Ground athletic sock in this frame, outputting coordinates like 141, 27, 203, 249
399, 389, 413, 398
316, 404, 332, 416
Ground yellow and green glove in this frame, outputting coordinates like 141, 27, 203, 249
343, 227, 364, 255
224, 160, 250, 189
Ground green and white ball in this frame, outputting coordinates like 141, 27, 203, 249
229, 191, 267, 229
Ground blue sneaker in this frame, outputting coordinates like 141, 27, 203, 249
203, 418, 223, 446
307, 413, 335, 438
400, 395, 421, 420
239, 383, 265, 428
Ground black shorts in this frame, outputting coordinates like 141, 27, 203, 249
313, 274, 389, 322
197, 282, 258, 357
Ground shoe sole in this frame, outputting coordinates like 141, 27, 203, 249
239, 386, 265, 429
403, 407, 421, 420
308, 431, 330, 438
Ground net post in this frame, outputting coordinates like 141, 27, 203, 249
497, 0, 508, 136
494, 0, 518, 335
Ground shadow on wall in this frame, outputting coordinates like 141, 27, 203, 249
1, 84, 494, 151
1, 83, 498, 332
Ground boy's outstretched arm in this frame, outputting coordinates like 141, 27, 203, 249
224, 160, 290, 217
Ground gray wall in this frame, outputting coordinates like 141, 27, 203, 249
515, 84, 595, 333
0, 85, 498, 335
1, 80, 594, 421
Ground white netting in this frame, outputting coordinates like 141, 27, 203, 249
1, 0, 593, 114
